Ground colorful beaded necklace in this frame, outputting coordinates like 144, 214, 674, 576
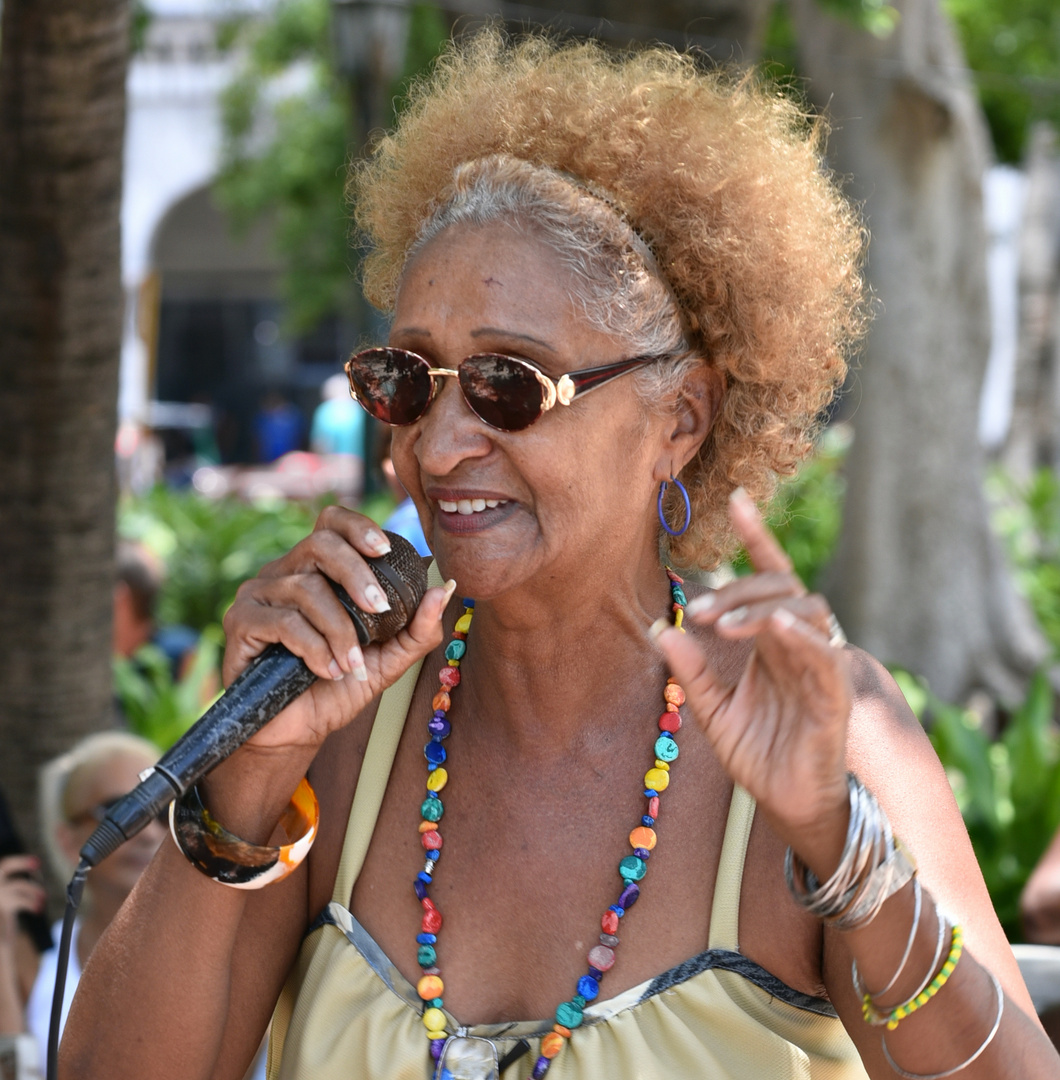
414, 570, 688, 1080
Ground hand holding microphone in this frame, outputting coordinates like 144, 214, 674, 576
81, 527, 435, 868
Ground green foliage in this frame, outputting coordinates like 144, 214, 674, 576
215, 0, 354, 334
113, 485, 401, 745
989, 466, 1060, 657
214, 0, 450, 335
944, 0, 1060, 163
733, 423, 849, 589
893, 666, 1060, 940
813, 0, 899, 38
118, 487, 322, 631
114, 628, 223, 750
131, 0, 152, 54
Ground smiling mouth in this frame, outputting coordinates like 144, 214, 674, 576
437, 498, 509, 515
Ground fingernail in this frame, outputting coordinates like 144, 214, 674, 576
436, 578, 458, 622
365, 584, 391, 612
364, 529, 391, 554
648, 616, 671, 641
328, 659, 344, 680
771, 607, 796, 629
717, 606, 747, 627
353, 662, 369, 681
348, 644, 364, 670
685, 593, 715, 616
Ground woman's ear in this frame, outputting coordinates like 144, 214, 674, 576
653, 363, 724, 481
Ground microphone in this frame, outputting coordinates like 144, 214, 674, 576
80, 531, 428, 868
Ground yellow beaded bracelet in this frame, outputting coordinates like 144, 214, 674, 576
862, 924, 963, 1031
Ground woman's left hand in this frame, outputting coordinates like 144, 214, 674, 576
652, 487, 852, 875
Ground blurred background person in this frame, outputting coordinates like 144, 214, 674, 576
375, 424, 430, 556
114, 540, 200, 685
26, 733, 165, 1073
253, 391, 305, 464
310, 372, 366, 505
310, 372, 365, 462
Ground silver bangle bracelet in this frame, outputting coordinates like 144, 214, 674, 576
785, 774, 916, 931
862, 901, 950, 1028
853, 876, 923, 1002
880, 970, 1004, 1080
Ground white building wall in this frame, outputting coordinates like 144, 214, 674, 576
120, 1, 264, 421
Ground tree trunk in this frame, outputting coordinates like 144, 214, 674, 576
0, 1, 129, 859
790, 0, 1047, 703
1002, 123, 1060, 481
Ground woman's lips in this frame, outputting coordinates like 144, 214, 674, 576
436, 497, 508, 515
433, 497, 516, 533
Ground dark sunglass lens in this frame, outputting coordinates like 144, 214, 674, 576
347, 349, 432, 425
460, 355, 544, 431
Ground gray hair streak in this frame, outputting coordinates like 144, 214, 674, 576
401, 155, 703, 415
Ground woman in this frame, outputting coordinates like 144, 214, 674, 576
29, 732, 167, 1073
62, 30, 1059, 1080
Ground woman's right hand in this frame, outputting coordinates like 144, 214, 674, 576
221, 504, 453, 754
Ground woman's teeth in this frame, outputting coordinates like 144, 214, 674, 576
437, 498, 507, 515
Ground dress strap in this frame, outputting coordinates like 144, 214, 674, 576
707, 784, 756, 950
331, 559, 444, 906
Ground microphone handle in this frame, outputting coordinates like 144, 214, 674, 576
80, 643, 316, 868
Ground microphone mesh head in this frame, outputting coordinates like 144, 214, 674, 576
359, 531, 429, 644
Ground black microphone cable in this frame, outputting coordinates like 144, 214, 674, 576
46, 859, 89, 1080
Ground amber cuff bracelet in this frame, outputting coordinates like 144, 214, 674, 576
169, 777, 319, 889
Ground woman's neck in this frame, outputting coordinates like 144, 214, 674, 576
449, 552, 681, 754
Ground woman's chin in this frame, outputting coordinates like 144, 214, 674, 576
430, 526, 541, 601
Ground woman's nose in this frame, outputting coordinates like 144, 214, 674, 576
415, 374, 493, 473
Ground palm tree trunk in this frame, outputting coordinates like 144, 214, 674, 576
790, 0, 1047, 703
0, 0, 129, 863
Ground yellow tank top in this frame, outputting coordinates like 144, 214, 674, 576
268, 570, 868, 1080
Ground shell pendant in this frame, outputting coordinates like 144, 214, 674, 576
433, 1035, 499, 1080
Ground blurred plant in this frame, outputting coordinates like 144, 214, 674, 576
114, 627, 224, 750
214, 0, 449, 334
118, 487, 323, 631
760, 0, 1060, 165
988, 466, 1060, 656
733, 422, 849, 588
114, 486, 400, 742
892, 666, 1060, 940
131, 0, 152, 53
814, 0, 899, 38
944, 0, 1060, 164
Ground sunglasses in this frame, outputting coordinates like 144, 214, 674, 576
343, 347, 662, 432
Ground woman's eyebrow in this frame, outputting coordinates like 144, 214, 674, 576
470, 326, 557, 353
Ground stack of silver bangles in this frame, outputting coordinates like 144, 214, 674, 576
785, 773, 916, 930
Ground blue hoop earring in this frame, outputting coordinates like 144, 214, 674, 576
658, 475, 691, 537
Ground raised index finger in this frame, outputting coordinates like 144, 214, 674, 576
729, 487, 796, 577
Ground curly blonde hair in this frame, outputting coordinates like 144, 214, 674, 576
351, 29, 868, 568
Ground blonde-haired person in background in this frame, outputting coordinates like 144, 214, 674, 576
26, 732, 164, 1073
63, 29, 1060, 1080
